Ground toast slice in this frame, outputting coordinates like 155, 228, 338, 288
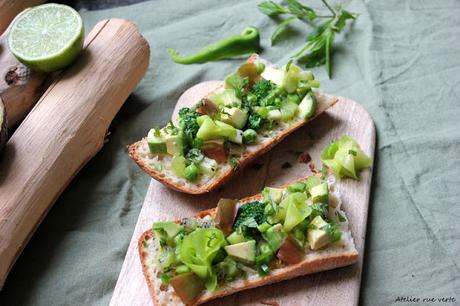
138, 178, 359, 306
128, 55, 338, 194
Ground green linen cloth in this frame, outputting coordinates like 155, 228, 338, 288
1, 0, 459, 305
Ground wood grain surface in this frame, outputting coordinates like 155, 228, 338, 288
111, 81, 375, 306
0, 0, 43, 35
0, 1, 48, 128
0, 19, 150, 289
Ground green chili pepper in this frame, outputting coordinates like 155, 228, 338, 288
167, 26, 261, 65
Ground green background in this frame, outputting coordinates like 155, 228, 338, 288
1, 0, 459, 305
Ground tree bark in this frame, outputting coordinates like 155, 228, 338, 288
0, 18, 150, 288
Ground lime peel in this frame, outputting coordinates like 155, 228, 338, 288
8, 3, 84, 73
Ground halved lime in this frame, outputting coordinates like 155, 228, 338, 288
8, 3, 84, 73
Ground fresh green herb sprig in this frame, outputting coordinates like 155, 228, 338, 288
258, 0, 356, 78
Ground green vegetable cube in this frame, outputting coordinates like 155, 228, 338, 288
147, 129, 167, 154
297, 93, 317, 120
221, 107, 248, 129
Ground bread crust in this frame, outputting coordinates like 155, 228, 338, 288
128, 55, 338, 194
138, 178, 359, 306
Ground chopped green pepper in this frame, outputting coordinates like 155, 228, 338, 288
168, 26, 261, 64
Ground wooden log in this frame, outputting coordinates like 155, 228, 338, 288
0, 18, 150, 289
0, 30, 48, 128
0, 98, 6, 152
0, 0, 43, 35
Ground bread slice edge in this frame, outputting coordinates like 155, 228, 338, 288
128, 54, 338, 194
138, 185, 359, 306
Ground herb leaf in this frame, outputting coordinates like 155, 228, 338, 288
271, 16, 296, 45
258, 0, 356, 78
286, 0, 316, 21
258, 1, 288, 16
333, 10, 355, 32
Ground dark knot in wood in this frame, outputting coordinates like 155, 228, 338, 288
5, 66, 30, 85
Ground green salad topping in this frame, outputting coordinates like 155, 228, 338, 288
321, 135, 372, 179
146, 60, 320, 182
149, 176, 345, 304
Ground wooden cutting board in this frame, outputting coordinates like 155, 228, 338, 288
110, 81, 375, 306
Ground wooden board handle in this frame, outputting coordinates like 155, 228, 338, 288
0, 0, 43, 35
0, 18, 150, 289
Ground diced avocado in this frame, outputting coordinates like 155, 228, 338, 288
261, 66, 285, 86
264, 187, 284, 204
224, 240, 256, 264
262, 223, 287, 251
153, 221, 183, 238
147, 129, 167, 154
280, 101, 298, 121
267, 109, 282, 121
210, 89, 241, 107
221, 107, 248, 129
297, 93, 317, 119
307, 216, 330, 250
310, 215, 328, 228
198, 118, 238, 141
164, 132, 184, 156
171, 155, 187, 177
310, 182, 329, 203
226, 231, 246, 245
308, 229, 330, 250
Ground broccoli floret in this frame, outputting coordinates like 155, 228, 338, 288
233, 201, 266, 230
178, 106, 201, 151
251, 79, 274, 101
246, 112, 262, 130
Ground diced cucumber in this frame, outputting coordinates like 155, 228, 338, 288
281, 101, 299, 121
261, 66, 285, 86
267, 109, 282, 121
257, 222, 271, 233
215, 120, 238, 138
262, 224, 287, 251
297, 93, 317, 120
210, 89, 241, 107
226, 231, 246, 244
199, 158, 218, 176
221, 107, 248, 129
224, 240, 256, 264
196, 117, 237, 141
228, 129, 243, 144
